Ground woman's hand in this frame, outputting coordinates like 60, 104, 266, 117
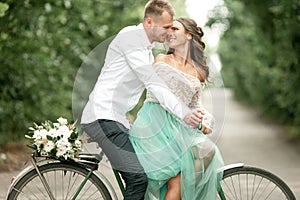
183, 109, 203, 127
195, 108, 214, 134
183, 108, 214, 134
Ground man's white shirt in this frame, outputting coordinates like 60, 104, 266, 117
81, 23, 190, 128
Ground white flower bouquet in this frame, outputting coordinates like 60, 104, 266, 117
26, 117, 82, 160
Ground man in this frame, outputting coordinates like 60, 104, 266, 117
81, 0, 203, 199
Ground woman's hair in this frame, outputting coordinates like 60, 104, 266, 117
144, 0, 175, 20
169, 18, 209, 80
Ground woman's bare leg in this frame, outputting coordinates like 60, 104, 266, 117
165, 173, 181, 200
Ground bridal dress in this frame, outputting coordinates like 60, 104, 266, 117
129, 62, 224, 200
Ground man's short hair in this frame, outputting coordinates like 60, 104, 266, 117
144, 0, 175, 20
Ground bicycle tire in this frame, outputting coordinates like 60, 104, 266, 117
7, 162, 112, 200
218, 165, 296, 200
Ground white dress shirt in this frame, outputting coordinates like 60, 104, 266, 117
81, 23, 191, 128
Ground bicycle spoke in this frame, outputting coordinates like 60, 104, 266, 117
12, 187, 39, 200
256, 179, 271, 200
253, 175, 263, 198
78, 182, 98, 199
78, 181, 93, 198
219, 166, 296, 200
230, 175, 238, 199
65, 170, 72, 200
238, 174, 241, 200
265, 185, 277, 199
66, 171, 81, 199
246, 174, 248, 200
7, 162, 112, 200
222, 177, 236, 199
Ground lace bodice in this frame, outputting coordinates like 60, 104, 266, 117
146, 62, 204, 109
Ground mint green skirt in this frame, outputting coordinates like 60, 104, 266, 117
129, 102, 224, 200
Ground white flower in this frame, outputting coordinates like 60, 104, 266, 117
57, 125, 72, 138
27, 117, 81, 160
56, 147, 67, 157
33, 130, 41, 139
56, 138, 71, 157
44, 140, 55, 152
48, 128, 57, 138
53, 123, 60, 128
57, 117, 68, 126
57, 138, 71, 150
39, 129, 48, 139
33, 129, 47, 139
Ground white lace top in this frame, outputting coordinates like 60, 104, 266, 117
146, 62, 204, 108
146, 62, 214, 129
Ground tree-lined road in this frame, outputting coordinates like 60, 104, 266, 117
0, 88, 299, 199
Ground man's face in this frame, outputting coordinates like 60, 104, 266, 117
150, 11, 173, 43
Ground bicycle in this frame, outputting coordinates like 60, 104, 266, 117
6, 150, 296, 200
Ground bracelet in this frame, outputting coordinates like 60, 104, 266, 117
197, 122, 202, 130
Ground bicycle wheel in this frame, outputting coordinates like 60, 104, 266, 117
218, 166, 296, 200
7, 162, 112, 200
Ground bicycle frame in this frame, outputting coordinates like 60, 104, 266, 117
112, 169, 126, 195
30, 156, 55, 200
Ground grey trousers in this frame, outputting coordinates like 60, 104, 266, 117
82, 119, 148, 200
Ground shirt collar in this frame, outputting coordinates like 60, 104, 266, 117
137, 23, 154, 49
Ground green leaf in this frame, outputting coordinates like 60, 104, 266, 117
47, 120, 54, 128
46, 135, 53, 141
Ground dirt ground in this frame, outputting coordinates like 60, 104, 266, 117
0, 142, 31, 172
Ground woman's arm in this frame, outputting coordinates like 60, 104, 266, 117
189, 90, 215, 134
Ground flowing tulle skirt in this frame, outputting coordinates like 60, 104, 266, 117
129, 102, 224, 200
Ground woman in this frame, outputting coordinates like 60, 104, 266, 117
129, 18, 224, 200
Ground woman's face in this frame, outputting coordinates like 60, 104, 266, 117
166, 20, 190, 49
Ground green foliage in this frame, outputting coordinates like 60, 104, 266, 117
208, 0, 300, 136
0, 0, 147, 147
0, 0, 190, 147
169, 0, 188, 17
0, 2, 9, 17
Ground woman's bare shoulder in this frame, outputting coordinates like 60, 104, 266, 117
155, 54, 171, 64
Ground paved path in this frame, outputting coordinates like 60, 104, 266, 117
1, 88, 299, 199
212, 88, 300, 199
